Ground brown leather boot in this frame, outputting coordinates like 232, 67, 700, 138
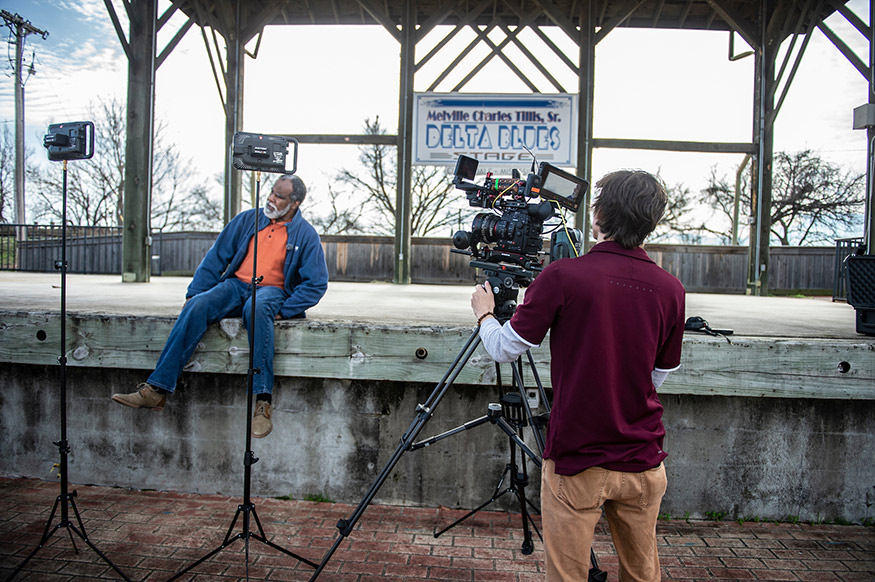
111, 383, 166, 411
252, 400, 273, 438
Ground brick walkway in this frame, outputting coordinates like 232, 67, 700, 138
0, 477, 872, 581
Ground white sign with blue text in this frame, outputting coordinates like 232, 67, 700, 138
413, 93, 578, 167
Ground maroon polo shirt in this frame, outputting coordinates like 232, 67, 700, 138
509, 241, 685, 475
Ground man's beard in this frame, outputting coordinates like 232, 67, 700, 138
264, 201, 287, 220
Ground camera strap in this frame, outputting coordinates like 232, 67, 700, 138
684, 316, 733, 344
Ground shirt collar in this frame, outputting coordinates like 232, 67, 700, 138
588, 240, 655, 264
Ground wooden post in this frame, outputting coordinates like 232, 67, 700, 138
576, 3, 595, 240
394, 0, 415, 285
223, 1, 244, 224
749, 0, 775, 295
867, 0, 875, 255
121, 0, 157, 283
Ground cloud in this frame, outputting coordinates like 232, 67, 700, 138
54, 0, 123, 29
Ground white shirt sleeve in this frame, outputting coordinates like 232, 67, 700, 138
478, 317, 539, 363
651, 366, 679, 389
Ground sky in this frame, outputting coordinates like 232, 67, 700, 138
0, 0, 870, 237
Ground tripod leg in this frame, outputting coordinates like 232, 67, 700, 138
6, 516, 61, 581
525, 349, 550, 414
510, 359, 545, 457
250, 505, 319, 567
166, 506, 247, 582
243, 505, 252, 579
433, 464, 514, 538
39, 495, 62, 545
66, 501, 134, 582
504, 439, 536, 556
64, 494, 81, 554
308, 329, 484, 581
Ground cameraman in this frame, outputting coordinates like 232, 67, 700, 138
112, 174, 328, 439
471, 170, 685, 581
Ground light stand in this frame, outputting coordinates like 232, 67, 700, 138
7, 123, 132, 581
308, 324, 606, 582
169, 135, 316, 581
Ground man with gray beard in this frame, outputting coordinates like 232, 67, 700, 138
112, 175, 328, 438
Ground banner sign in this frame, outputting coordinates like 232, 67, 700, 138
413, 93, 578, 167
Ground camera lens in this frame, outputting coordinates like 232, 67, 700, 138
472, 213, 509, 244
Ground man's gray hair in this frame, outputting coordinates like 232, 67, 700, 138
278, 174, 307, 203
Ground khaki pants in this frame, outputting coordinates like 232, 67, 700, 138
541, 460, 667, 582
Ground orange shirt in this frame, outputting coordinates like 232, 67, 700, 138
235, 221, 290, 288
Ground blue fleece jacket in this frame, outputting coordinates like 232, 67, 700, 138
186, 208, 328, 319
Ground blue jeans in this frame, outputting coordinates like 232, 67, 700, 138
148, 278, 288, 395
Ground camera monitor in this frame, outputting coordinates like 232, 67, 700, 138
44, 122, 94, 161
535, 163, 587, 212
453, 154, 479, 183
231, 132, 298, 174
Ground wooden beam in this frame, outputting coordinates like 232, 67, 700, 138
356, 0, 401, 41
456, 18, 539, 93
415, 0, 469, 43
289, 134, 398, 145
593, 138, 756, 154
156, 18, 194, 69
501, 22, 566, 92
704, 0, 761, 50
103, 0, 131, 60
506, 2, 579, 75
157, 3, 177, 31
818, 20, 871, 80
1, 312, 872, 400
416, 0, 491, 73
837, 2, 870, 37
595, 0, 647, 44
530, 0, 578, 40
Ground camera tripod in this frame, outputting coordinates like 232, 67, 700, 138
168, 171, 317, 581
307, 323, 606, 581
411, 391, 542, 554
5, 160, 132, 582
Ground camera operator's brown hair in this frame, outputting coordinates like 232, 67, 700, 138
592, 170, 667, 249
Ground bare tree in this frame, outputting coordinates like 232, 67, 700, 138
0, 125, 13, 223
329, 116, 466, 236
26, 97, 222, 231
307, 183, 365, 234
27, 99, 126, 225
701, 151, 865, 245
152, 179, 224, 232
649, 176, 708, 243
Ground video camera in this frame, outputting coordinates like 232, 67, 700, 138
451, 155, 587, 319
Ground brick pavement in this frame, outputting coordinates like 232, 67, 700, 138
1, 477, 872, 581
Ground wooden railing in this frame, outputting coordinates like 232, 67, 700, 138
0, 226, 843, 294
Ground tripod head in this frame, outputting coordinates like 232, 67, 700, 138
474, 261, 538, 321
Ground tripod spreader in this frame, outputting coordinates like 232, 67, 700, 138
410, 403, 542, 467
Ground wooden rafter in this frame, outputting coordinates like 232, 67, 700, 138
704, 0, 760, 49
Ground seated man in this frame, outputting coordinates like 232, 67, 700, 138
112, 174, 328, 438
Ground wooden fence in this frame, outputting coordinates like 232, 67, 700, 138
321, 236, 838, 294
2, 228, 842, 294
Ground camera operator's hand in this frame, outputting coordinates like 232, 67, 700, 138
471, 283, 496, 324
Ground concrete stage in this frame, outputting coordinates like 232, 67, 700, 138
0, 272, 865, 338
1, 272, 874, 523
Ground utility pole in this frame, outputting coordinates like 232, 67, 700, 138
1, 10, 48, 227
